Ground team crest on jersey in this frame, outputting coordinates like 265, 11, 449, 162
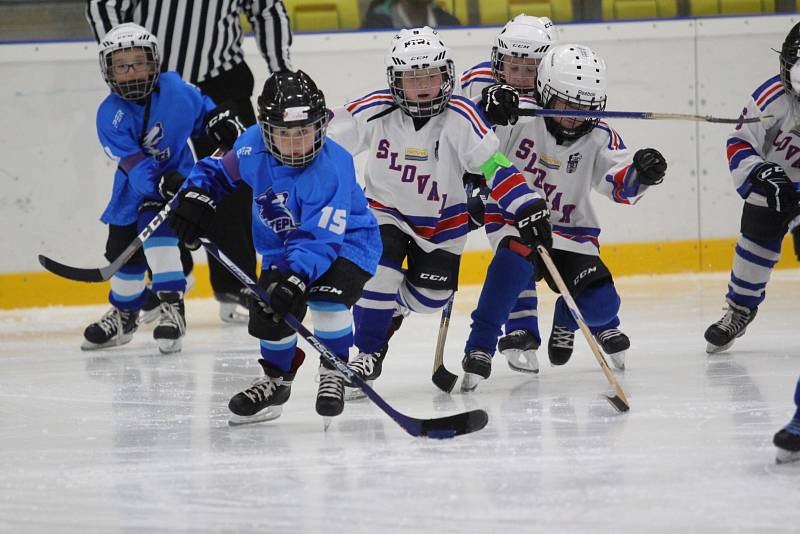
142, 122, 171, 162
539, 155, 561, 170
405, 148, 428, 161
255, 187, 297, 236
567, 152, 582, 174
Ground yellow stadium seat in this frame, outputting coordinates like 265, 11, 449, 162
283, 0, 360, 32
435, 0, 470, 24
688, 0, 775, 15
601, 0, 678, 19
478, 0, 573, 25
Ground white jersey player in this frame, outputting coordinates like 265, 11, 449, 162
461, 44, 667, 388
704, 22, 800, 354
327, 26, 550, 397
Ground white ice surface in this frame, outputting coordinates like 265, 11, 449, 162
1, 271, 799, 533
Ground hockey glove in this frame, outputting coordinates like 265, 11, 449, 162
633, 148, 667, 185
515, 199, 552, 250
481, 83, 519, 126
170, 187, 217, 249
157, 171, 186, 200
205, 101, 247, 151
750, 162, 798, 213
464, 173, 490, 231
256, 268, 308, 323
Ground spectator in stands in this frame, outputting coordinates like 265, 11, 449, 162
362, 0, 460, 29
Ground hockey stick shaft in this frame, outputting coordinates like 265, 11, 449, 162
518, 108, 770, 124
199, 237, 488, 438
532, 244, 630, 412
38, 196, 178, 283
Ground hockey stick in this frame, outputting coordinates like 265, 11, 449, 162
199, 237, 489, 438
518, 108, 771, 124
38, 196, 178, 283
533, 244, 630, 413
432, 296, 459, 393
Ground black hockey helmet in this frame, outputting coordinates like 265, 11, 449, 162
257, 70, 328, 167
780, 22, 800, 101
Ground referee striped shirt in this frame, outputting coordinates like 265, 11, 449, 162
86, 0, 292, 84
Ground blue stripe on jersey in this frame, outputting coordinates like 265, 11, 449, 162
553, 225, 601, 237
760, 89, 785, 111
751, 75, 782, 101
595, 123, 627, 150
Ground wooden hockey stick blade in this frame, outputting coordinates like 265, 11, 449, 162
517, 108, 772, 124
432, 364, 459, 393
605, 394, 630, 413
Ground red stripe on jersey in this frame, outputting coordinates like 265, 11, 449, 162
611, 165, 633, 204
461, 68, 493, 82
756, 83, 783, 107
726, 141, 752, 162
346, 93, 394, 113
490, 172, 527, 202
448, 99, 489, 135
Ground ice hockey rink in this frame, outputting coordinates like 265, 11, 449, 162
0, 270, 797, 533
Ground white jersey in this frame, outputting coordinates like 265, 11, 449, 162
328, 89, 540, 254
726, 75, 800, 206
489, 98, 653, 256
458, 61, 495, 99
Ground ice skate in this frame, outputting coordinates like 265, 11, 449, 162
774, 419, 800, 464
216, 289, 251, 324
595, 328, 629, 370
461, 350, 492, 392
153, 291, 185, 354
704, 301, 757, 354
498, 329, 540, 374
138, 290, 161, 325
344, 347, 387, 400
316, 360, 345, 423
81, 307, 139, 350
228, 357, 300, 425
548, 324, 575, 366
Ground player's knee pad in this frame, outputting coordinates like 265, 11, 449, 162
544, 249, 613, 296
741, 202, 790, 241
398, 282, 453, 314
575, 281, 620, 327
308, 258, 372, 308
406, 243, 460, 291
105, 223, 146, 266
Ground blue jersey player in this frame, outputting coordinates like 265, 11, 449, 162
170, 70, 382, 425
83, 23, 233, 354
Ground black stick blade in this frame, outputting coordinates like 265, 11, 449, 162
432, 365, 458, 393
38, 254, 105, 283
419, 409, 488, 439
605, 395, 630, 413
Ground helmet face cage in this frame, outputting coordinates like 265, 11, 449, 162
490, 48, 541, 95
100, 43, 160, 101
387, 61, 455, 118
541, 84, 607, 141
780, 23, 800, 101
259, 111, 328, 168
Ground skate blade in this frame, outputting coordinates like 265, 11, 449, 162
775, 448, 800, 464
344, 381, 371, 401
323, 416, 333, 431
228, 405, 283, 426
219, 303, 249, 324
157, 338, 183, 354
460, 372, 485, 392
80, 333, 134, 351
608, 350, 626, 371
503, 349, 539, 374
705, 340, 734, 354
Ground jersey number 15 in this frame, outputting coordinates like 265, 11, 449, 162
318, 206, 347, 234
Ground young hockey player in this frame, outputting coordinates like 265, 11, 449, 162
704, 22, 800, 353
327, 26, 550, 398
83, 23, 238, 354
774, 376, 800, 464
460, 44, 667, 389
170, 70, 382, 425
458, 14, 557, 374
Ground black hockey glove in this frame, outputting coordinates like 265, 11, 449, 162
481, 83, 519, 126
170, 187, 217, 249
515, 199, 552, 250
464, 173, 490, 231
633, 148, 667, 186
205, 101, 247, 151
750, 162, 798, 213
157, 170, 186, 200
256, 268, 308, 323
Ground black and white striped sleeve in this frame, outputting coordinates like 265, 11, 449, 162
85, 0, 136, 42
244, 0, 293, 72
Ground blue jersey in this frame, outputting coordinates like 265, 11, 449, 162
186, 126, 381, 283
96, 72, 216, 225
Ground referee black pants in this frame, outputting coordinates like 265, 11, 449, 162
192, 60, 258, 297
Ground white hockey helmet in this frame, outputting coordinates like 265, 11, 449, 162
385, 26, 455, 118
537, 43, 607, 140
99, 23, 160, 101
491, 15, 557, 95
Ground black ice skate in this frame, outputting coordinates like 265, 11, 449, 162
498, 329, 540, 374
228, 349, 305, 425
344, 347, 387, 401
460, 350, 492, 392
548, 324, 575, 366
82, 307, 140, 350
153, 291, 185, 354
595, 328, 630, 370
215, 288, 252, 324
704, 301, 757, 354
774, 420, 800, 464
316, 360, 345, 428
138, 290, 161, 325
